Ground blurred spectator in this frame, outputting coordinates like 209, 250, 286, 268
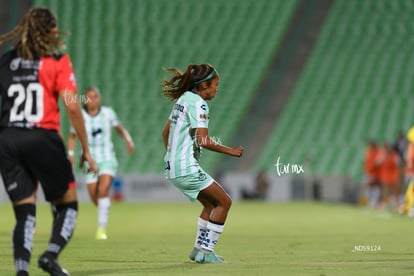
241, 170, 269, 200
393, 131, 407, 164
393, 131, 407, 199
363, 140, 381, 208
111, 177, 124, 202
400, 127, 414, 216
377, 143, 400, 211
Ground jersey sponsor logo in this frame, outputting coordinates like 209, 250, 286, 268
171, 114, 179, 124
174, 103, 184, 112
12, 74, 38, 82
10, 58, 21, 71
200, 104, 206, 110
22, 59, 40, 69
92, 128, 102, 137
10, 58, 40, 71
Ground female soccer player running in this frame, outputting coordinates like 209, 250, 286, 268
0, 7, 97, 276
68, 86, 135, 240
161, 64, 243, 264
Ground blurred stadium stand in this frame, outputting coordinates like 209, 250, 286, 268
254, 0, 414, 183
0, 0, 31, 53
2, 0, 412, 194
220, 0, 333, 172
32, 0, 299, 174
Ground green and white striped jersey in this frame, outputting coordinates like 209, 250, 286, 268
164, 91, 209, 179
71, 106, 119, 163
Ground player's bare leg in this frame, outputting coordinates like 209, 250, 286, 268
194, 182, 231, 264
95, 174, 113, 240
87, 182, 98, 206
188, 198, 214, 261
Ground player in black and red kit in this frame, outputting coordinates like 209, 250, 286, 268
0, 7, 97, 276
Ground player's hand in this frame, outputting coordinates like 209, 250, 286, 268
79, 150, 98, 175
69, 155, 75, 165
231, 146, 244, 157
127, 142, 135, 154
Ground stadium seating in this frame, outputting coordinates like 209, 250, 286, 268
255, 0, 414, 181
34, 0, 299, 173
16, 0, 413, 183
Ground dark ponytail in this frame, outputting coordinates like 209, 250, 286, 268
162, 63, 215, 101
0, 7, 65, 60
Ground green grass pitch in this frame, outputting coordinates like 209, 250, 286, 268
1, 201, 413, 275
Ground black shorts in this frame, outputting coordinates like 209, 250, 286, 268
0, 127, 75, 202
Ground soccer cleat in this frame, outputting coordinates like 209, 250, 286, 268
194, 250, 225, 264
188, 248, 199, 261
95, 228, 107, 240
38, 253, 70, 276
189, 248, 224, 262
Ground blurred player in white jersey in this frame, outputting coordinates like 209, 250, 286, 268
68, 86, 135, 239
162, 63, 243, 264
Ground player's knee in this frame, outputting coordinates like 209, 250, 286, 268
97, 182, 111, 197
13, 193, 36, 206
57, 187, 78, 204
58, 201, 78, 211
54, 201, 78, 219
222, 195, 232, 210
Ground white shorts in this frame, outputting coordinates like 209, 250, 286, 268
168, 168, 214, 202
85, 159, 118, 184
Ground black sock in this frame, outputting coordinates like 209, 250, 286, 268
13, 204, 36, 274
45, 201, 78, 259
50, 203, 58, 222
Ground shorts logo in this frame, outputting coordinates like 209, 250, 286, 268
199, 173, 207, 181
7, 182, 18, 192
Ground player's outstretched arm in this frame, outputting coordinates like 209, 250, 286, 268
114, 125, 135, 154
195, 128, 243, 157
